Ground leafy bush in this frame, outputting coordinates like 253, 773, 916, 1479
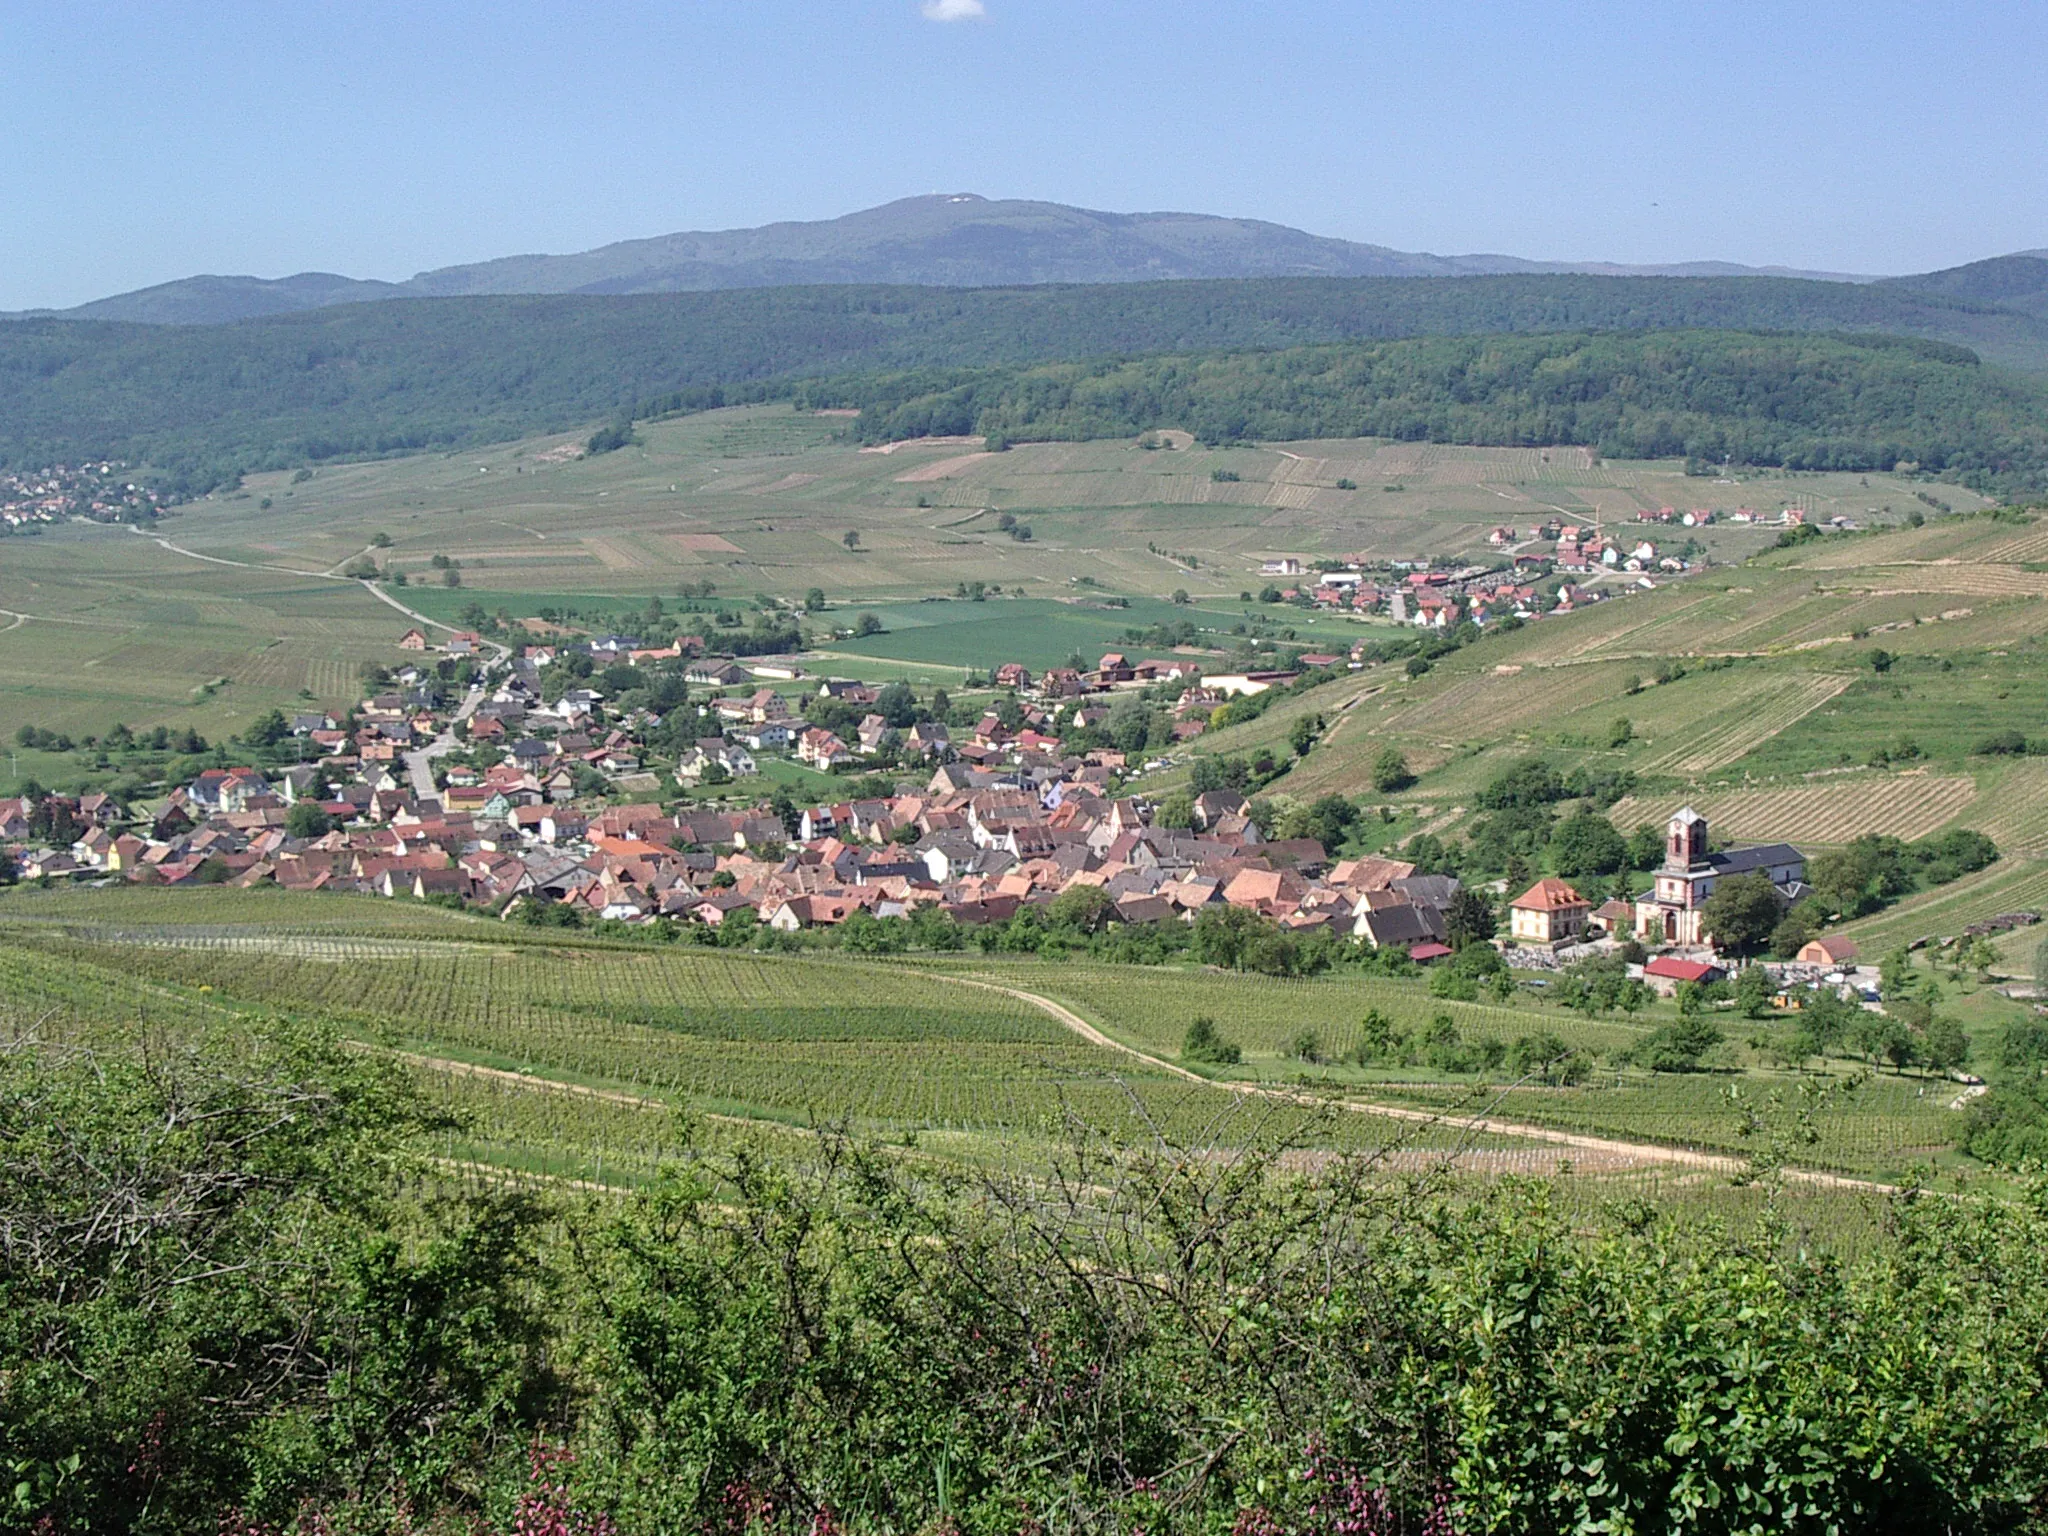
1627, 1015, 1726, 1072
1181, 1014, 1243, 1066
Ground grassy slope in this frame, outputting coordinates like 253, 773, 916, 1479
1186, 516, 2048, 862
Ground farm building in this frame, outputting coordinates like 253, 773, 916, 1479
1798, 936, 1859, 967
1633, 807, 1805, 948
1641, 956, 1726, 996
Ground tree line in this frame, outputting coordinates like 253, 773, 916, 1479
826, 330, 2048, 492
6, 268, 2048, 495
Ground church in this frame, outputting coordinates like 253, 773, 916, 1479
1632, 807, 1806, 948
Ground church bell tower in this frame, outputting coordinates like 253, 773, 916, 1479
1666, 807, 1707, 870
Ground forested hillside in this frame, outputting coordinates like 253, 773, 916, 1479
6, 273, 2048, 494
828, 330, 2048, 489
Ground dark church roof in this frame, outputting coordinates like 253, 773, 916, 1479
1704, 843, 1803, 877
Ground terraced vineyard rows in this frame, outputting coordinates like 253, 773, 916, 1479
1641, 672, 1850, 775
1839, 858, 2048, 952
1377, 1068, 1959, 1174
1371, 661, 1642, 749
939, 959, 1646, 1064
1950, 761, 2048, 855
1609, 774, 1979, 844
0, 883, 496, 934
932, 957, 1972, 1180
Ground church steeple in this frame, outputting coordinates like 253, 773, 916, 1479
1666, 807, 1707, 870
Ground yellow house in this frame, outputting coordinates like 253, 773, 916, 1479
1509, 877, 1592, 945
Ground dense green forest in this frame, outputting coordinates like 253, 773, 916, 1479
826, 330, 2048, 488
5, 272, 2048, 494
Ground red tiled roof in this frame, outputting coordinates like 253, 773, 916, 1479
1511, 877, 1588, 912
1644, 956, 1718, 982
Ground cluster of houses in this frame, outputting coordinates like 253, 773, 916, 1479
1263, 555, 1638, 630
0, 461, 165, 530
0, 622, 1340, 926
3, 705, 1871, 999
5, 747, 1484, 945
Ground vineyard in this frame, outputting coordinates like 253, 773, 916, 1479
1949, 760, 2048, 855
920, 956, 1969, 1181
1638, 672, 1851, 775
0, 882, 498, 935
938, 958, 1649, 1063
4, 931, 1520, 1167
1607, 773, 1980, 844
0, 887, 1994, 1192
1839, 856, 2048, 954
1373, 1067, 1961, 1178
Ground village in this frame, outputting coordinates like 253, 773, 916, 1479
0, 609, 1874, 996
0, 460, 167, 530
1257, 505, 1838, 626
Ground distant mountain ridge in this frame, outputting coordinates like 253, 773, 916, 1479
1886, 254, 2048, 319
18, 194, 1890, 326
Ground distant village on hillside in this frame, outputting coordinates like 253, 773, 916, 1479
0, 461, 167, 530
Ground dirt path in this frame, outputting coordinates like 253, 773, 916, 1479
939, 976, 1893, 1194
389, 1046, 667, 1110
132, 526, 338, 580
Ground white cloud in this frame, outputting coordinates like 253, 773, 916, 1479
921, 0, 986, 20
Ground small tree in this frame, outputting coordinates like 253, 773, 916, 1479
1371, 746, 1414, 793
1445, 889, 1497, 949
1735, 964, 1774, 1019
843, 530, 861, 551
1552, 811, 1627, 878
1181, 1016, 1242, 1066
1631, 1016, 1724, 1073
285, 802, 334, 839
1924, 1015, 1971, 1075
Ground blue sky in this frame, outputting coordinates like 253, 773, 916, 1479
1, 0, 2042, 309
